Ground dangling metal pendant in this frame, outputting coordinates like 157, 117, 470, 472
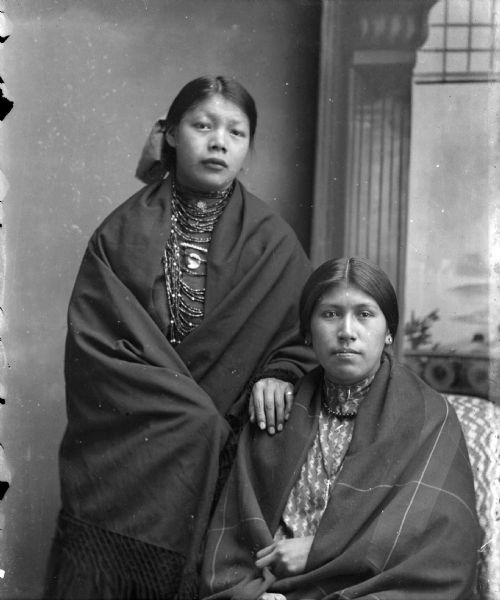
185, 251, 203, 270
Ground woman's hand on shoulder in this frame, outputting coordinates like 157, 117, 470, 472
254, 536, 314, 578
249, 378, 294, 435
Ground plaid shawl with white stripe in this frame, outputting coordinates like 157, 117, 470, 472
201, 354, 481, 600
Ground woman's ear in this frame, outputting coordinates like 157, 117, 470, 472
165, 126, 177, 148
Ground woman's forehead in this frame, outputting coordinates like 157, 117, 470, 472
184, 94, 249, 123
318, 283, 378, 306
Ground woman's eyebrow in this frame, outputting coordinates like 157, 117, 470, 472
316, 301, 378, 309
193, 109, 247, 126
188, 110, 211, 119
316, 301, 342, 309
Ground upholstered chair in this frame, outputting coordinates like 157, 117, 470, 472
446, 394, 500, 600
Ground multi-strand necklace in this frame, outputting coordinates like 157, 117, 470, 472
163, 177, 233, 345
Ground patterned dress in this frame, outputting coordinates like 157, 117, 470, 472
275, 373, 375, 539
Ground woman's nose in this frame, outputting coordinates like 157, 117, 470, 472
209, 128, 227, 152
337, 315, 356, 341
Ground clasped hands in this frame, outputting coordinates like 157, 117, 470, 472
250, 377, 294, 435
255, 536, 314, 600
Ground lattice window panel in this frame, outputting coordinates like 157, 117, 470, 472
415, 0, 499, 82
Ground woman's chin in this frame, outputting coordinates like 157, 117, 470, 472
323, 364, 368, 386
177, 171, 234, 194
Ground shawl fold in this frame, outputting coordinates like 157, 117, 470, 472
201, 355, 481, 600
54, 179, 315, 594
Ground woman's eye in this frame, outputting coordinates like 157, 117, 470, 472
194, 122, 210, 130
322, 310, 338, 319
231, 129, 245, 138
359, 311, 372, 318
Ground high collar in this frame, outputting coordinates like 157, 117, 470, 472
322, 371, 377, 418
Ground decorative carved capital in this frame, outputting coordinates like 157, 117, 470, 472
344, 0, 438, 55
336, 0, 439, 95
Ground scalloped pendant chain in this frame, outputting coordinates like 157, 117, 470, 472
163, 178, 233, 345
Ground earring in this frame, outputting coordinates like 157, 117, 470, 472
304, 337, 311, 346
385, 334, 393, 345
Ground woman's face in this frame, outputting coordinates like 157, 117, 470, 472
309, 283, 390, 385
166, 93, 251, 192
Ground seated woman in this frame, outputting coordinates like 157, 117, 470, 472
200, 257, 481, 600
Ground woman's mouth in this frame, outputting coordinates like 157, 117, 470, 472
334, 349, 360, 356
202, 158, 228, 169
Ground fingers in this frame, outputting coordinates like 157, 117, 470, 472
284, 387, 294, 421
263, 386, 276, 434
274, 391, 285, 433
256, 542, 276, 559
273, 385, 294, 432
251, 382, 267, 431
250, 379, 295, 434
255, 548, 275, 569
249, 396, 255, 423
251, 381, 277, 433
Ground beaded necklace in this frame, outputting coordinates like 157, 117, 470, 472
322, 372, 376, 419
163, 177, 233, 345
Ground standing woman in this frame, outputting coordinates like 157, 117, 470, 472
44, 76, 315, 599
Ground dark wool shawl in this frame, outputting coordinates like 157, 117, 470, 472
53, 179, 315, 596
200, 355, 481, 600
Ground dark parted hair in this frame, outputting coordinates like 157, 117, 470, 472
299, 257, 399, 339
164, 75, 257, 171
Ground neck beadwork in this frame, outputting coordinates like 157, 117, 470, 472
322, 372, 376, 419
163, 177, 233, 344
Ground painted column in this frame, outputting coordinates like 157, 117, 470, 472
311, 0, 437, 311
